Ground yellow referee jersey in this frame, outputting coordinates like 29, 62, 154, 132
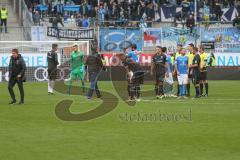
200, 52, 208, 72
188, 52, 194, 67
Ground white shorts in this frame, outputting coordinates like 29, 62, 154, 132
178, 74, 188, 85
165, 73, 174, 85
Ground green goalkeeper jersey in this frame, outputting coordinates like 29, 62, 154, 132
70, 51, 85, 74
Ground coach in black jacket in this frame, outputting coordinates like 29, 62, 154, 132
8, 49, 26, 105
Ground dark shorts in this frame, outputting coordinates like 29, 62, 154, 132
188, 73, 192, 79
155, 72, 165, 84
200, 71, 207, 81
192, 72, 200, 85
48, 69, 57, 80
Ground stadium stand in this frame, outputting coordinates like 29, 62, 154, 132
20, 0, 240, 28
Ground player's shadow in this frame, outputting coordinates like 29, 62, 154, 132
53, 75, 118, 121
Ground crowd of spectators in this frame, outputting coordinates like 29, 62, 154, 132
24, 0, 239, 28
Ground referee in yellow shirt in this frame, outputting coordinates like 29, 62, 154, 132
187, 43, 195, 97
199, 46, 209, 97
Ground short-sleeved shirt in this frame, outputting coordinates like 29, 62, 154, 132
192, 54, 201, 75
175, 55, 188, 74
152, 53, 167, 74
128, 50, 140, 63
47, 50, 59, 71
200, 52, 208, 72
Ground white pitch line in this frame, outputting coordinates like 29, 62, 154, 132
139, 97, 240, 101
140, 99, 240, 105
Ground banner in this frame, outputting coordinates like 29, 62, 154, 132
0, 67, 70, 82
201, 41, 215, 50
102, 53, 240, 67
47, 27, 94, 40
201, 27, 240, 53
0, 53, 60, 67
143, 27, 200, 52
216, 53, 240, 66
201, 27, 240, 43
160, 5, 176, 22
102, 53, 153, 66
100, 29, 143, 52
143, 28, 161, 47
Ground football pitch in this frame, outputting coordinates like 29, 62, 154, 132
0, 81, 240, 160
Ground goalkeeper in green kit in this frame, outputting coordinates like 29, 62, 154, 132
68, 44, 86, 95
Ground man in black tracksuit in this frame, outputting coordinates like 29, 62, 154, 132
47, 44, 59, 94
85, 51, 103, 99
8, 49, 26, 105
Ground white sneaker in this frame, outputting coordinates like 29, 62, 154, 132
177, 96, 183, 100
170, 94, 177, 98
159, 95, 165, 99
183, 96, 188, 99
136, 98, 141, 102
127, 98, 135, 102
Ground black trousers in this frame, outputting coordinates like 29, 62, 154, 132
0, 19, 7, 33
8, 78, 24, 102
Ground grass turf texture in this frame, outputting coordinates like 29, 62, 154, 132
0, 81, 240, 160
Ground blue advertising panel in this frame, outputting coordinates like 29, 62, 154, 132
100, 29, 143, 52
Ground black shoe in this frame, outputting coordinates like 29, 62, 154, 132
97, 95, 102, 98
201, 94, 208, 97
18, 101, 24, 105
9, 100, 16, 105
192, 95, 201, 99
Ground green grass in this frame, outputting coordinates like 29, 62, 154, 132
0, 81, 240, 160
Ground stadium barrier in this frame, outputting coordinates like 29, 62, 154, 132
1, 66, 239, 82
9, 0, 34, 40
97, 66, 240, 81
